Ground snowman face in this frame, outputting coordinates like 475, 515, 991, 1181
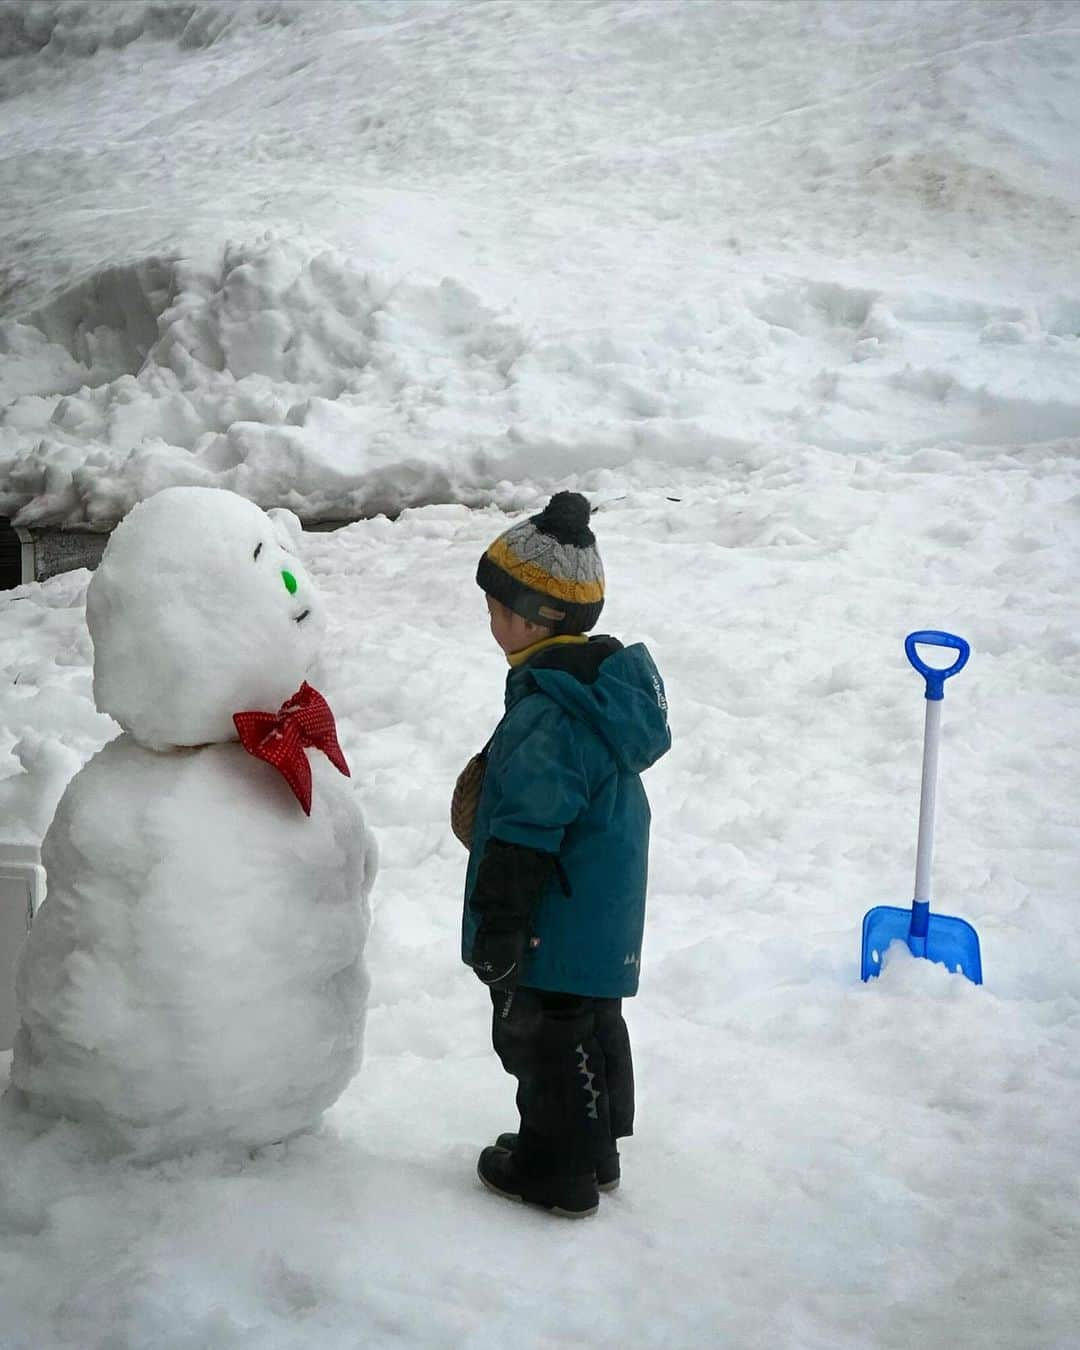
87, 487, 328, 749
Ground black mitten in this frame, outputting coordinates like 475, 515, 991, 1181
469, 839, 556, 990
470, 921, 530, 991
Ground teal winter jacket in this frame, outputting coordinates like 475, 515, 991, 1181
461, 636, 670, 998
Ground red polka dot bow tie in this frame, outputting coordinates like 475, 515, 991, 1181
233, 682, 350, 816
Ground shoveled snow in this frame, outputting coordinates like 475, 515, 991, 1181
2, 0, 1079, 526
0, 2, 1078, 1348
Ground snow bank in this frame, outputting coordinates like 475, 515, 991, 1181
0, 0, 308, 61
2, 1, 1078, 527
3, 235, 1078, 528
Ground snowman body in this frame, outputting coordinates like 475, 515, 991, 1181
11, 487, 375, 1156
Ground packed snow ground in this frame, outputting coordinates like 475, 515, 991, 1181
1, 2, 1079, 1348
3, 465, 1078, 1349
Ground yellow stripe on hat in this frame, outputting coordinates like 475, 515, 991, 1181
486, 535, 604, 605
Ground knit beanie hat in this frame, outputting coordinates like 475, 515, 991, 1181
476, 492, 604, 633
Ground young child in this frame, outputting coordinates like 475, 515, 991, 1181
460, 491, 671, 1218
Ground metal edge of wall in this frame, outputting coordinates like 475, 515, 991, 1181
15, 525, 34, 586
22, 528, 111, 584
9, 518, 362, 589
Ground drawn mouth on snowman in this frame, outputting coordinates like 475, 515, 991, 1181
294, 609, 311, 624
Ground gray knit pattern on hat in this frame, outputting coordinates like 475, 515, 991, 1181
501, 517, 605, 593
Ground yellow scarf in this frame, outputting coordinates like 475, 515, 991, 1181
507, 634, 589, 669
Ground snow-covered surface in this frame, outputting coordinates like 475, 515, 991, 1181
0, 1, 1078, 1347
2, 0, 1079, 526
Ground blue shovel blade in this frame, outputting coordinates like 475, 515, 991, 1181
861, 904, 983, 984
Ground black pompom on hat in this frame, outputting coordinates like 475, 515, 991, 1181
530, 491, 596, 547
476, 491, 604, 633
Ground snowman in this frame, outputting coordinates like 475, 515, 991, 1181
9, 486, 376, 1157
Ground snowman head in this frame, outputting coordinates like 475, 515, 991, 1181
87, 487, 327, 749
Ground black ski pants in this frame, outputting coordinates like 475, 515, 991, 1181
490, 985, 634, 1177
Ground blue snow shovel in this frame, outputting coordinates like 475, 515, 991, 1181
861, 631, 983, 984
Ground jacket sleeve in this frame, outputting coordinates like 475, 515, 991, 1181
485, 698, 599, 855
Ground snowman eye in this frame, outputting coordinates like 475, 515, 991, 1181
253, 542, 263, 561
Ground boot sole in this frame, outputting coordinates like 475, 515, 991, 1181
477, 1160, 599, 1219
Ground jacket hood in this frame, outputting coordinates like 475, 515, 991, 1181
519, 637, 671, 774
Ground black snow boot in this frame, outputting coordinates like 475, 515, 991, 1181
495, 1131, 621, 1192
477, 1145, 599, 1218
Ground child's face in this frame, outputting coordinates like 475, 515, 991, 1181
486, 596, 551, 656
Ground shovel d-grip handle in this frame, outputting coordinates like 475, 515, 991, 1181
905, 631, 970, 701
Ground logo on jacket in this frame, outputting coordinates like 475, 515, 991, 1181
651, 674, 668, 714
624, 952, 639, 966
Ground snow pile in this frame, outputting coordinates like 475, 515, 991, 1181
3, 236, 1078, 527
0, 236, 531, 524
0, 0, 309, 61
2, 0, 1079, 526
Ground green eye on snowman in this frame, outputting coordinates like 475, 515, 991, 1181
252, 542, 299, 600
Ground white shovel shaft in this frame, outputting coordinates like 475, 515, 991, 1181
914, 699, 942, 903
